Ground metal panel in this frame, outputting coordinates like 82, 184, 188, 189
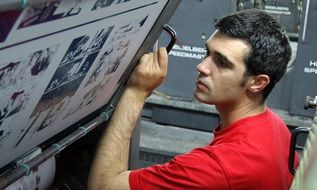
152, 105, 220, 132
235, 0, 301, 110
290, 0, 317, 117
150, 0, 304, 128
237, 0, 302, 38
155, 0, 299, 111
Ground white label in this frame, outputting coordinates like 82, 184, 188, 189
310, 61, 317, 67
169, 45, 206, 60
304, 61, 317, 74
264, 5, 291, 15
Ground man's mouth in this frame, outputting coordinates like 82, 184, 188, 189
196, 79, 208, 91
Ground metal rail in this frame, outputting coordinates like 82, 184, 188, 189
0, 106, 115, 189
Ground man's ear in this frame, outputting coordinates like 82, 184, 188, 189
248, 74, 270, 93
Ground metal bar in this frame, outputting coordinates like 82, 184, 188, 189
289, 127, 311, 175
302, 0, 311, 42
162, 24, 177, 53
291, 110, 317, 189
0, 113, 109, 189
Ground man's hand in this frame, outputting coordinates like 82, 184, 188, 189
88, 47, 168, 190
127, 47, 168, 98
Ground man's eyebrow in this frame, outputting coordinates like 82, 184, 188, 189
215, 51, 229, 62
214, 51, 234, 68
205, 43, 234, 68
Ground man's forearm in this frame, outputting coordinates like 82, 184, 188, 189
88, 87, 146, 190
88, 48, 168, 190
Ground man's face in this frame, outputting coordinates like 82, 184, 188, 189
194, 30, 251, 106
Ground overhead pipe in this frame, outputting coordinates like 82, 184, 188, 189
0, 105, 115, 189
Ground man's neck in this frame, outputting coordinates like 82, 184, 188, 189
216, 101, 266, 129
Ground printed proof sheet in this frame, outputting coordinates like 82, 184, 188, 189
0, 0, 168, 169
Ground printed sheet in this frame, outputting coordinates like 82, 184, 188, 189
0, 0, 168, 169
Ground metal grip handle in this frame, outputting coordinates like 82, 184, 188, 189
289, 127, 311, 175
162, 24, 177, 53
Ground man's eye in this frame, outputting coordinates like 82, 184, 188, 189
216, 57, 226, 65
214, 56, 230, 68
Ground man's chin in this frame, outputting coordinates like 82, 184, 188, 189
193, 89, 200, 100
194, 91, 210, 104
194, 92, 218, 106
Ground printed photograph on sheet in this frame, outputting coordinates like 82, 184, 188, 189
92, 0, 131, 11
13, 27, 113, 148
63, 78, 111, 119
64, 15, 149, 119
0, 46, 59, 127
85, 15, 148, 87
18, 0, 84, 28
0, 0, 169, 170
31, 27, 113, 119
0, 119, 14, 150
14, 99, 69, 148
0, 46, 59, 151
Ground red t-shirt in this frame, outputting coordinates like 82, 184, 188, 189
129, 108, 298, 190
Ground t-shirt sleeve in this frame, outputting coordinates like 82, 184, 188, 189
129, 147, 230, 190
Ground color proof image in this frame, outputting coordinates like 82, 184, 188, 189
19, 0, 83, 28
31, 27, 113, 117
92, 0, 131, 11
0, 46, 59, 127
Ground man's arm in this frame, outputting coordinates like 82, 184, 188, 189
88, 48, 168, 190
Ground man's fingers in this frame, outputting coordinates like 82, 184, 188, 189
153, 50, 158, 68
158, 47, 168, 72
140, 53, 150, 64
138, 49, 167, 74
147, 52, 154, 69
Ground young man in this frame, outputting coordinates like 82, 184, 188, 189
88, 9, 297, 190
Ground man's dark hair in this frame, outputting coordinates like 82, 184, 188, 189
215, 9, 292, 100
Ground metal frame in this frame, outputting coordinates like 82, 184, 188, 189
289, 127, 311, 175
0, 0, 180, 188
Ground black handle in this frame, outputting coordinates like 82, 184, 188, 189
289, 127, 310, 175
162, 24, 177, 53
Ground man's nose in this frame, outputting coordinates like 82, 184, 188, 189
196, 59, 211, 75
